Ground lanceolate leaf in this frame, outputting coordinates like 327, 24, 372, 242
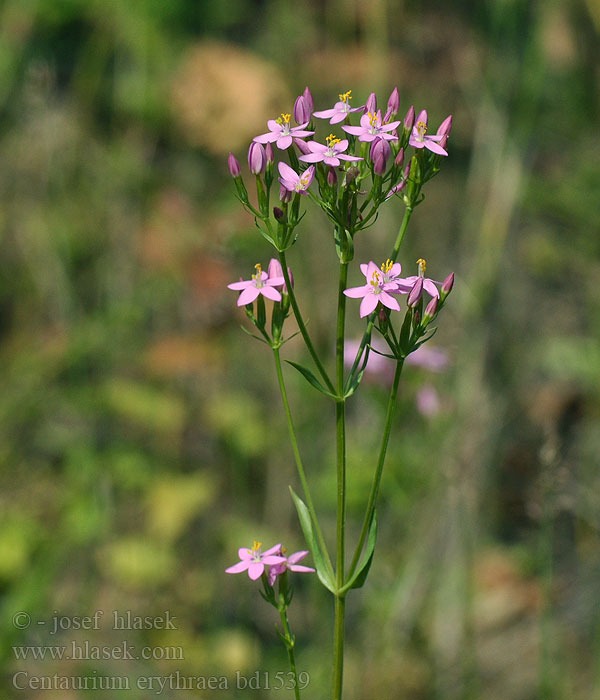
340, 510, 377, 594
285, 360, 338, 400
289, 487, 336, 593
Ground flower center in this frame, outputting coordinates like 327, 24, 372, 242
367, 112, 381, 133
416, 121, 427, 139
416, 258, 427, 277
296, 172, 311, 190
252, 263, 264, 286
369, 270, 382, 292
276, 113, 292, 134
381, 258, 394, 274
339, 90, 352, 103
248, 540, 262, 559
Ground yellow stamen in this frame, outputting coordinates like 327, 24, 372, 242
251, 540, 262, 553
416, 258, 426, 274
381, 259, 394, 274
416, 120, 427, 136
368, 112, 378, 127
338, 90, 352, 103
281, 113, 291, 124
326, 133, 341, 147
370, 270, 382, 287
252, 263, 262, 281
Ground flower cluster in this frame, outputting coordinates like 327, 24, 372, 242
226, 541, 315, 585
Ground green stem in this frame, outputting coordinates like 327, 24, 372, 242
278, 250, 336, 394
391, 206, 413, 261
272, 347, 334, 578
348, 359, 403, 577
332, 261, 348, 700
279, 606, 301, 700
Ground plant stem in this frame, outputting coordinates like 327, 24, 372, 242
332, 261, 348, 700
278, 250, 336, 394
279, 606, 302, 700
348, 359, 403, 577
273, 347, 334, 578
391, 206, 413, 261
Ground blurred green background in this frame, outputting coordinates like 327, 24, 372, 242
1, 0, 599, 698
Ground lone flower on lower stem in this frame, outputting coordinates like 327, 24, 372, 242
227, 263, 285, 306
226, 541, 286, 581
344, 260, 404, 317
267, 548, 316, 586
278, 162, 315, 194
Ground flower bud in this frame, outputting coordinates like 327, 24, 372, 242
441, 272, 454, 297
366, 92, 377, 114
228, 152, 241, 178
378, 307, 389, 333
327, 167, 337, 187
294, 94, 310, 124
404, 105, 415, 130
437, 114, 453, 138
370, 137, 391, 175
407, 277, 424, 308
386, 87, 400, 117
303, 86, 314, 113
394, 147, 405, 168
265, 142, 274, 163
279, 185, 293, 203
273, 206, 284, 221
268, 258, 284, 279
423, 296, 438, 323
248, 142, 266, 174
294, 138, 311, 156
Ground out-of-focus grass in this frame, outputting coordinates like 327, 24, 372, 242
0, 1, 599, 698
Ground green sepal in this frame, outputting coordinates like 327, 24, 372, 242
285, 360, 338, 400
289, 487, 336, 594
340, 510, 377, 594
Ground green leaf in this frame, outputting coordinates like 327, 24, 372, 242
240, 325, 269, 344
285, 360, 338, 400
340, 510, 377, 594
289, 487, 336, 593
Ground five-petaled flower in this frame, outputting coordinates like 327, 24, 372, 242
254, 113, 314, 150
313, 90, 364, 124
278, 162, 315, 193
342, 110, 401, 143
267, 548, 316, 586
408, 110, 448, 156
227, 263, 285, 306
344, 260, 406, 317
226, 541, 287, 581
401, 258, 441, 298
298, 134, 363, 167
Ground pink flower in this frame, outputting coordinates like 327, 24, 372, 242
400, 258, 441, 298
344, 260, 406, 317
227, 262, 285, 306
313, 90, 364, 124
254, 113, 314, 150
267, 549, 316, 586
278, 162, 315, 194
408, 110, 448, 156
298, 134, 362, 167
226, 541, 286, 581
342, 110, 401, 143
